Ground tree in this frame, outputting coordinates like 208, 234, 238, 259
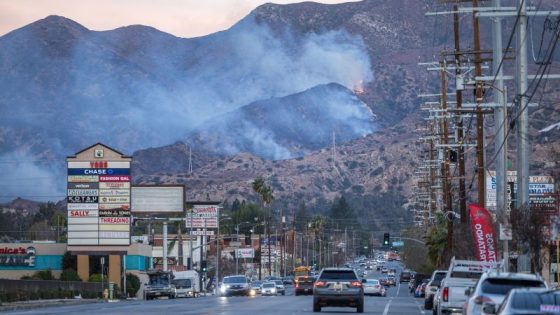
510, 204, 548, 273
295, 202, 307, 232
425, 213, 448, 268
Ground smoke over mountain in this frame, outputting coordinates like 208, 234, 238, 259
0, 13, 374, 201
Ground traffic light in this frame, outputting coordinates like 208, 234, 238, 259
201, 260, 207, 273
245, 232, 251, 246
383, 233, 390, 246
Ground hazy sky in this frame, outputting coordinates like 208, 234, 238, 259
0, 0, 359, 38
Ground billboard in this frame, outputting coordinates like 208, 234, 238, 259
66, 147, 131, 247
186, 205, 219, 228
485, 171, 556, 211
236, 248, 255, 259
131, 186, 185, 213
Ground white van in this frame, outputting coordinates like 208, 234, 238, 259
172, 270, 200, 298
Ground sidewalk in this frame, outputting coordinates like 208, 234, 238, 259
0, 298, 103, 312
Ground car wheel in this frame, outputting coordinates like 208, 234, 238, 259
357, 303, 364, 313
424, 300, 432, 310
313, 302, 321, 312
282, 291, 285, 296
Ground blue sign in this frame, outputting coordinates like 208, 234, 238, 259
67, 168, 130, 175
392, 241, 404, 247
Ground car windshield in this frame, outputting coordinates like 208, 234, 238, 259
223, 276, 247, 284
481, 279, 545, 295
274, 280, 283, 285
298, 277, 315, 284
263, 283, 275, 288
251, 281, 262, 287
511, 291, 560, 310
450, 271, 483, 279
148, 275, 171, 285
320, 270, 357, 280
401, 272, 411, 277
431, 272, 447, 286
172, 279, 191, 288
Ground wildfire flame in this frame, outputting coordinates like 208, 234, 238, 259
353, 80, 365, 95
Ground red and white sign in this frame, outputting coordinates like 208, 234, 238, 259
68, 161, 130, 169
0, 247, 27, 254
99, 203, 129, 210
100, 182, 130, 189
100, 217, 130, 224
469, 204, 497, 262
186, 205, 219, 228
68, 210, 99, 217
99, 175, 130, 182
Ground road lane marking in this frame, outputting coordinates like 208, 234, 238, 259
413, 296, 426, 314
397, 282, 401, 296
382, 300, 392, 315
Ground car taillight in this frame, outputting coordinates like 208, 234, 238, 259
443, 287, 449, 302
295, 282, 299, 288
351, 281, 362, 287
314, 281, 327, 287
474, 295, 492, 305
375, 285, 380, 288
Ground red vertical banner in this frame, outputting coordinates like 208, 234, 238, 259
469, 204, 498, 262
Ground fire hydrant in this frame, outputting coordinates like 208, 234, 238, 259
103, 288, 109, 299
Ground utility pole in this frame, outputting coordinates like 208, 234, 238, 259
515, 0, 530, 273
440, 60, 453, 252
491, 0, 509, 271
453, 5, 467, 224
473, 0, 486, 207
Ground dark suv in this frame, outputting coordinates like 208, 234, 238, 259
295, 276, 316, 296
313, 268, 364, 313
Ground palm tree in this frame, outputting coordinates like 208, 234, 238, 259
252, 177, 274, 276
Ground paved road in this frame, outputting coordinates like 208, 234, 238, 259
5, 262, 426, 315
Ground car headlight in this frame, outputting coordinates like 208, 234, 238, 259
271, 288, 276, 292
220, 286, 226, 293
249, 289, 256, 296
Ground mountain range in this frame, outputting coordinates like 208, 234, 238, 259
1, 0, 558, 231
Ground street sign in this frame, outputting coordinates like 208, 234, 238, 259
392, 241, 404, 247
190, 230, 215, 236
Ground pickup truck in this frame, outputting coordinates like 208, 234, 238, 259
433, 258, 501, 315
144, 270, 177, 300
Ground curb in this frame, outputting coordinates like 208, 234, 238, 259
0, 299, 102, 312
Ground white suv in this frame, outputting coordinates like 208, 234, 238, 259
463, 271, 547, 315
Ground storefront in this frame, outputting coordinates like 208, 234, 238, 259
0, 242, 66, 280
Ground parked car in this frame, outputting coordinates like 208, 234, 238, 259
295, 276, 316, 296
463, 271, 547, 315
220, 275, 251, 296
313, 268, 364, 313
363, 278, 386, 296
424, 270, 447, 310
415, 281, 429, 298
485, 287, 560, 315
261, 281, 277, 296
381, 267, 389, 273
433, 258, 490, 315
